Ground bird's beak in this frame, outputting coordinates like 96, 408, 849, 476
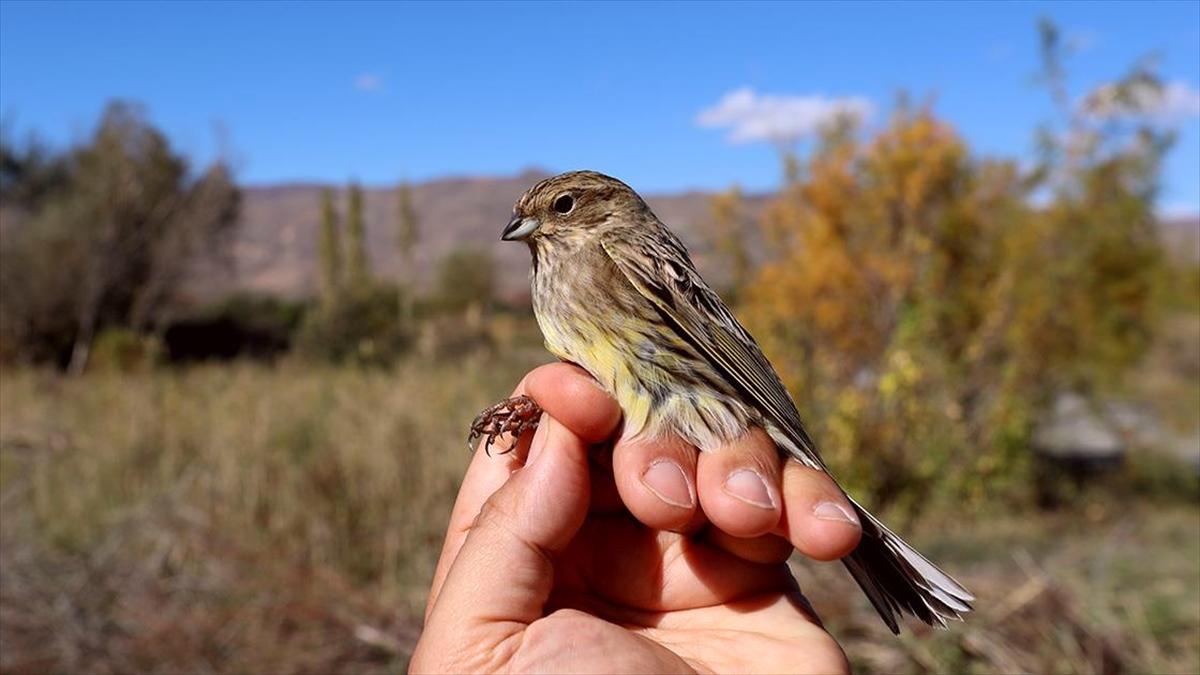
502, 215, 540, 241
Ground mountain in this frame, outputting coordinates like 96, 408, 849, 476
188, 170, 765, 304
184, 171, 1198, 306
1161, 215, 1200, 265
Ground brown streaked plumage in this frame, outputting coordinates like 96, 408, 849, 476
478, 170, 973, 634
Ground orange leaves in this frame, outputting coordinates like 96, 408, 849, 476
738, 107, 1032, 510
863, 112, 966, 233
747, 108, 974, 374
735, 87, 1166, 514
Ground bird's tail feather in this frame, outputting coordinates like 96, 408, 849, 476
840, 499, 974, 634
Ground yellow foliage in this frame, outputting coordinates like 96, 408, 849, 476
740, 102, 1164, 515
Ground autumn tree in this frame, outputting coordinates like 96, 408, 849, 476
1011, 19, 1168, 394
741, 40, 1167, 516
704, 185, 754, 298
744, 107, 1015, 513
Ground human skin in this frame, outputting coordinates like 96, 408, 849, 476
411, 363, 862, 674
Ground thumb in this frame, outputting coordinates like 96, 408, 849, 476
414, 416, 591, 668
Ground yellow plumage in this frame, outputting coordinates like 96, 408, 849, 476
487, 170, 974, 634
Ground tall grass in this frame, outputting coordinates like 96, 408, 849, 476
0, 353, 542, 673
0, 348, 1197, 673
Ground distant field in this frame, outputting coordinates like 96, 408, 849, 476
1, 356, 1197, 674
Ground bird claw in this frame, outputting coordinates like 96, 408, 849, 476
468, 395, 543, 456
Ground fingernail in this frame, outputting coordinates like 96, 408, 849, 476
723, 469, 776, 509
641, 460, 694, 508
813, 501, 859, 525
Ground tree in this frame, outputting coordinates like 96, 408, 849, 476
344, 181, 371, 292
1016, 19, 1168, 392
740, 42, 1168, 516
0, 130, 69, 210
0, 101, 239, 371
433, 247, 495, 314
744, 107, 1002, 512
704, 185, 753, 298
317, 188, 342, 310
395, 181, 420, 323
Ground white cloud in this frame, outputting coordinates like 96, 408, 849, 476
1083, 79, 1200, 123
1156, 80, 1200, 119
696, 87, 873, 144
354, 72, 383, 92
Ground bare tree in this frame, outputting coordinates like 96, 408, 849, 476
0, 102, 238, 372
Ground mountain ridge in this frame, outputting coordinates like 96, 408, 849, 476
187, 171, 1199, 306
189, 171, 768, 304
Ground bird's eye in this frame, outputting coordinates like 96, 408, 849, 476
552, 193, 575, 215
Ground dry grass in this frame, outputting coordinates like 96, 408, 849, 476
797, 503, 1200, 674
1, 353, 1197, 674
0, 352, 542, 674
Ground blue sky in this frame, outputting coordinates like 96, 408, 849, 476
2, 1, 1198, 212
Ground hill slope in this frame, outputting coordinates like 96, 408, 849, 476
186, 171, 1197, 306
196, 170, 763, 304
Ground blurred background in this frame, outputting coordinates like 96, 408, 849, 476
1, 2, 1197, 673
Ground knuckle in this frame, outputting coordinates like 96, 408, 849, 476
473, 492, 521, 533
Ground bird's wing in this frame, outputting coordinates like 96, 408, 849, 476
603, 228, 976, 633
600, 229, 824, 469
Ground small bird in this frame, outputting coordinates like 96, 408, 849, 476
470, 170, 973, 633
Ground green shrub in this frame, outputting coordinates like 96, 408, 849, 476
1119, 448, 1200, 502
295, 283, 412, 365
429, 247, 495, 314
160, 294, 305, 362
89, 328, 162, 372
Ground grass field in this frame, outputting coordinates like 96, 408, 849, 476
1, 353, 1197, 674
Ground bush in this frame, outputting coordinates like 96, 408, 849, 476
88, 328, 162, 372
1118, 448, 1200, 502
295, 283, 412, 365
162, 294, 305, 362
429, 247, 495, 314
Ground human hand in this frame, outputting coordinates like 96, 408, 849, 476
411, 363, 861, 673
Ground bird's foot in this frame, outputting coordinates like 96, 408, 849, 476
468, 395, 543, 456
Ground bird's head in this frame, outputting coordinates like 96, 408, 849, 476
502, 171, 649, 246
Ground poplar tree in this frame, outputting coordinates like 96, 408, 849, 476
318, 188, 342, 309
395, 182, 420, 323
345, 182, 371, 292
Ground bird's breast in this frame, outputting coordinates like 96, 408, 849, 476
530, 244, 755, 450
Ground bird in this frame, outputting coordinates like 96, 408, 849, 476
469, 170, 973, 634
